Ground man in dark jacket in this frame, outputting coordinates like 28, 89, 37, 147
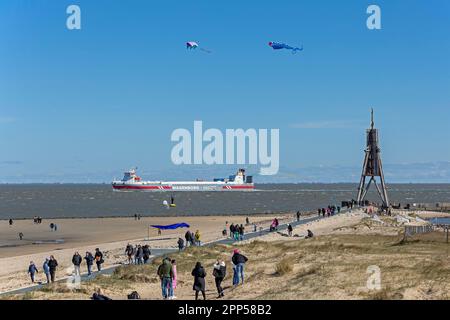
72, 251, 82, 276
185, 231, 191, 247
177, 238, 184, 251
157, 258, 173, 299
232, 249, 248, 285
94, 248, 104, 272
143, 245, 151, 264
48, 255, 58, 283
84, 251, 94, 276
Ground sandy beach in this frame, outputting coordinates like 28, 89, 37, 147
0, 214, 290, 293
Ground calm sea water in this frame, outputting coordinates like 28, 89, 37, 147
0, 184, 449, 219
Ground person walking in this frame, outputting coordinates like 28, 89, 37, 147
195, 230, 201, 246
43, 258, 51, 284
171, 259, 177, 299
213, 259, 226, 298
143, 245, 151, 264
192, 262, 206, 300
48, 255, 58, 283
28, 261, 38, 283
84, 251, 94, 276
157, 257, 173, 299
239, 224, 245, 241
185, 230, 191, 247
287, 224, 293, 237
177, 238, 184, 251
94, 248, 104, 272
297, 211, 302, 221
9, 218, 13, 226
232, 249, 248, 285
72, 251, 82, 276
125, 243, 134, 265
135, 245, 143, 265
19, 232, 24, 240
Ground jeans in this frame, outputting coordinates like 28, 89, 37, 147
45, 272, 50, 284
74, 265, 81, 276
236, 263, 245, 284
232, 266, 239, 286
161, 277, 172, 298
30, 273, 35, 283
96, 262, 102, 272
87, 264, 92, 275
50, 271, 56, 283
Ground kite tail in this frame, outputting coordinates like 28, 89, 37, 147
200, 48, 212, 54
292, 45, 303, 54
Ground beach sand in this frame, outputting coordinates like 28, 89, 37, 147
0, 214, 290, 293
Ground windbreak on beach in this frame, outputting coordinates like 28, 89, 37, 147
150, 223, 190, 230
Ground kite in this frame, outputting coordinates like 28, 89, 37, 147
186, 41, 212, 53
268, 41, 303, 54
150, 223, 190, 230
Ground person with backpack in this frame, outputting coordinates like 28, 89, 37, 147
213, 259, 226, 298
48, 255, 58, 283
72, 251, 82, 276
28, 261, 38, 283
43, 258, 50, 284
157, 257, 173, 299
231, 249, 248, 285
192, 262, 207, 300
94, 248, 104, 272
125, 243, 134, 264
85, 251, 94, 276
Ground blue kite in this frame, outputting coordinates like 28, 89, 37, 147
150, 223, 190, 230
268, 41, 303, 54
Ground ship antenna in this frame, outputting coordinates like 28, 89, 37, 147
370, 108, 374, 129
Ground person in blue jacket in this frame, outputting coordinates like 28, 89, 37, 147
28, 261, 39, 283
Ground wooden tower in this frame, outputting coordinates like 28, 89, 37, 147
356, 109, 390, 208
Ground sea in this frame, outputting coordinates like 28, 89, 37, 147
0, 183, 449, 219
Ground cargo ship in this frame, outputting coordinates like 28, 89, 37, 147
112, 168, 254, 191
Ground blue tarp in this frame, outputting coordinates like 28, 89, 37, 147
150, 223, 190, 230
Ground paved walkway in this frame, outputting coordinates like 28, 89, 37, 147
1, 211, 343, 297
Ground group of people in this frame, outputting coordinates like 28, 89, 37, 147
156, 248, 248, 300
184, 230, 201, 247
269, 218, 280, 231
27, 248, 105, 284
125, 244, 151, 265
229, 223, 245, 241
28, 255, 58, 284
317, 205, 341, 218
33, 216, 43, 224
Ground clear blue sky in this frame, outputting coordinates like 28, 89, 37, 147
0, 0, 449, 182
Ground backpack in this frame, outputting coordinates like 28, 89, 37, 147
127, 291, 141, 300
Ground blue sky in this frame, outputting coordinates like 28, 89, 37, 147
0, 0, 449, 182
